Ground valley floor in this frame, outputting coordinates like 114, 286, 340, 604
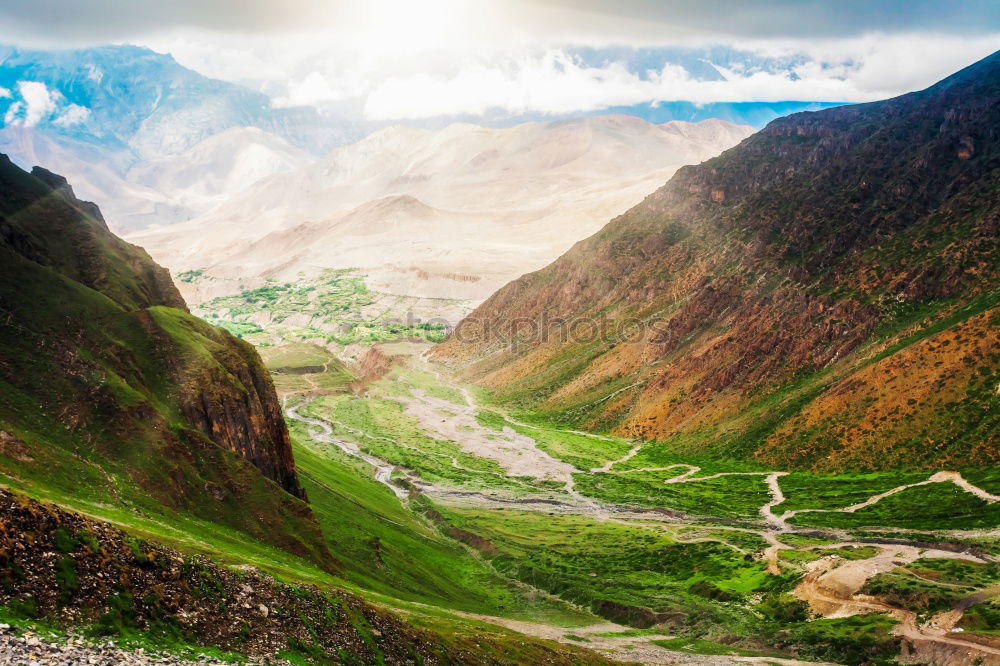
271, 340, 1000, 665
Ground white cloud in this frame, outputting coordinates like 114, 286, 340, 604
361, 34, 998, 120
85, 64, 104, 83
141, 24, 1000, 123
2, 81, 90, 128
0, 87, 10, 98
273, 69, 371, 107
53, 103, 91, 127
4, 101, 23, 124
15, 81, 60, 126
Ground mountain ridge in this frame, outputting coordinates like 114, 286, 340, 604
0, 154, 333, 567
432, 50, 1000, 472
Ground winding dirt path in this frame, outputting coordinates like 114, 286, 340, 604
778, 471, 999, 526
796, 550, 1000, 664
285, 402, 409, 501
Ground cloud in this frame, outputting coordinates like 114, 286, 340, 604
361, 35, 1000, 120
2, 81, 90, 128
1, 2, 996, 126
15, 81, 59, 126
0, 87, 10, 98
3, 101, 22, 125
53, 103, 90, 127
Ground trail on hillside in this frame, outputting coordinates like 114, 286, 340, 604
285, 402, 409, 501
777, 470, 999, 527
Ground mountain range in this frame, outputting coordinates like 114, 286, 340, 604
131, 114, 754, 320
433, 51, 1000, 473
1, 36, 999, 665
0, 44, 357, 230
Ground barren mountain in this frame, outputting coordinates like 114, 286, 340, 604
130, 115, 754, 316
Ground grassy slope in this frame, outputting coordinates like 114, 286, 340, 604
291, 422, 591, 625
0, 159, 334, 573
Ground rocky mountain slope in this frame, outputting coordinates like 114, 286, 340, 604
132, 115, 754, 318
0, 488, 609, 665
0, 155, 334, 568
433, 51, 1000, 472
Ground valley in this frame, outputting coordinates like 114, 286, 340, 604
260, 336, 1000, 665
0, 34, 997, 666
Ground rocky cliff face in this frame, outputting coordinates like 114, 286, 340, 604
0, 156, 325, 564
434, 52, 1000, 471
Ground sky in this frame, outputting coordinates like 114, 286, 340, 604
0, 0, 998, 122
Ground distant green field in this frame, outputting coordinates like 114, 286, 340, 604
193, 269, 451, 347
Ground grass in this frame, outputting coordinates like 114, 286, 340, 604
301, 394, 541, 493
788, 481, 1000, 530
863, 558, 1000, 619
0, 604, 249, 663
289, 419, 590, 625
776, 471, 931, 512
776, 615, 901, 666
435, 506, 772, 630
497, 418, 635, 472
573, 471, 771, 520
651, 636, 779, 657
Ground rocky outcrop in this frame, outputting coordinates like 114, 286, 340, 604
435, 51, 1000, 471
137, 311, 306, 499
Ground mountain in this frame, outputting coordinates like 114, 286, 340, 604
0, 44, 349, 158
433, 51, 1000, 472
0, 44, 355, 229
0, 154, 334, 568
131, 115, 755, 317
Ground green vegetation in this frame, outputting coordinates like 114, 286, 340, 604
289, 421, 587, 624
197, 270, 452, 348
176, 269, 205, 283
650, 636, 777, 657
259, 342, 354, 394
863, 558, 1000, 617
436, 507, 775, 630
574, 470, 771, 519
777, 471, 930, 512
0, 604, 248, 663
777, 615, 901, 665
302, 394, 538, 492
496, 416, 634, 472
788, 482, 1000, 530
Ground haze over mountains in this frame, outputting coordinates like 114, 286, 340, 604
0, 43, 838, 238
132, 115, 754, 317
